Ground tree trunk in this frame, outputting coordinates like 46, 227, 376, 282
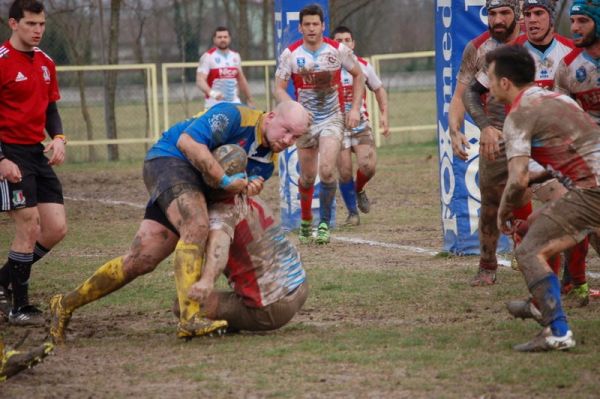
104, 0, 121, 161
238, 0, 249, 60
262, 0, 271, 60
77, 71, 97, 162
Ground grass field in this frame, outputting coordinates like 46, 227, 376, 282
1, 142, 599, 398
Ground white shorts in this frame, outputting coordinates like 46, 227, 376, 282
342, 125, 374, 149
296, 114, 344, 149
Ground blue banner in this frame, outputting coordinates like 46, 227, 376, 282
435, 0, 510, 254
274, 0, 334, 232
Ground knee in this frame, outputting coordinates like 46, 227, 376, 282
359, 162, 375, 178
180, 223, 210, 245
300, 174, 316, 187
123, 253, 161, 276
319, 163, 336, 183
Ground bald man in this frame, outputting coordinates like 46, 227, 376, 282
49, 101, 311, 344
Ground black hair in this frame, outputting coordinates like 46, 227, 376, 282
331, 25, 353, 39
485, 45, 535, 87
9, 0, 44, 21
299, 4, 324, 23
213, 26, 230, 37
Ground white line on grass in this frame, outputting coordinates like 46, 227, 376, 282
65, 195, 600, 278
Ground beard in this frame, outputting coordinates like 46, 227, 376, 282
575, 29, 598, 48
489, 18, 517, 42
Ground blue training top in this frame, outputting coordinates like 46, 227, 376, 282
146, 103, 275, 180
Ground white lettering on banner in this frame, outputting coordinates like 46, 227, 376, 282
436, 0, 458, 237
439, 121, 458, 235
464, 120, 482, 234
465, 0, 487, 25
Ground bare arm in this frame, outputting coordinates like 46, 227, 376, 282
346, 62, 365, 129
237, 68, 254, 107
373, 86, 389, 137
448, 81, 470, 160
177, 133, 246, 192
188, 229, 231, 303
275, 76, 293, 103
498, 156, 530, 235
196, 72, 223, 100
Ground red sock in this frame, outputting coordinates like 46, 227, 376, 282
548, 255, 561, 275
298, 181, 314, 221
567, 237, 588, 285
355, 170, 370, 193
512, 201, 532, 221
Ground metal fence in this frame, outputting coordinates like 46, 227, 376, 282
54, 51, 436, 162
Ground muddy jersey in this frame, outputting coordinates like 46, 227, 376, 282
209, 195, 306, 308
504, 86, 600, 189
275, 38, 356, 124
197, 48, 242, 109
555, 48, 600, 125
340, 56, 382, 133
513, 34, 574, 89
457, 31, 511, 129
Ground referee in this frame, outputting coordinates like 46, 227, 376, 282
0, 0, 67, 325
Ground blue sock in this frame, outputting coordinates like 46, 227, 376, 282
319, 181, 337, 225
339, 179, 358, 214
546, 274, 569, 337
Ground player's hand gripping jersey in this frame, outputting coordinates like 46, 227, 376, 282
505, 86, 600, 189
146, 103, 275, 180
340, 56, 382, 133
209, 195, 306, 308
513, 34, 575, 89
197, 48, 242, 108
555, 48, 600, 125
275, 38, 356, 124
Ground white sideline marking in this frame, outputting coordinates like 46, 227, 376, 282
65, 196, 145, 209
65, 195, 600, 278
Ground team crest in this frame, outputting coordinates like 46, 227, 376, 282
576, 66, 587, 83
209, 113, 230, 135
297, 57, 306, 68
41, 66, 51, 82
215, 57, 221, 64
12, 190, 26, 207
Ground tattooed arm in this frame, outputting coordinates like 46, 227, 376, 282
498, 156, 530, 235
177, 133, 247, 192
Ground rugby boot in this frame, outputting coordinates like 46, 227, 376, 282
356, 190, 371, 214
563, 282, 590, 308
8, 305, 44, 326
469, 268, 496, 286
176, 314, 228, 340
0, 286, 11, 320
49, 295, 72, 345
514, 327, 575, 352
315, 222, 330, 245
506, 297, 543, 325
0, 342, 54, 381
298, 220, 313, 244
344, 212, 360, 226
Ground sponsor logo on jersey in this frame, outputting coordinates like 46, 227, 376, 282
576, 66, 587, 83
15, 71, 27, 82
209, 113, 230, 135
12, 190, 26, 207
219, 68, 238, 79
42, 66, 51, 82
297, 57, 305, 68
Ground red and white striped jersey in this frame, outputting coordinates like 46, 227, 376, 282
197, 47, 242, 109
555, 48, 600, 125
275, 38, 356, 123
340, 56, 382, 132
513, 34, 574, 89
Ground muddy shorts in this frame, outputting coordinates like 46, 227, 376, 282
529, 187, 600, 244
296, 114, 344, 149
0, 143, 63, 212
528, 158, 559, 193
142, 157, 209, 234
342, 125, 374, 150
214, 281, 308, 331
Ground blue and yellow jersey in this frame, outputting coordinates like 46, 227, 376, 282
146, 103, 275, 180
